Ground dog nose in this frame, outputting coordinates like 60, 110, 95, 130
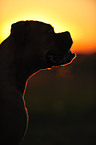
63, 31, 70, 36
55, 31, 73, 53
56, 31, 73, 43
61, 31, 73, 44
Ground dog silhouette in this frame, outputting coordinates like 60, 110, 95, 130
0, 21, 75, 145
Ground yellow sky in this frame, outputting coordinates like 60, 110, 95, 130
0, 0, 96, 54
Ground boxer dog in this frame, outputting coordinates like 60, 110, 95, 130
0, 21, 75, 145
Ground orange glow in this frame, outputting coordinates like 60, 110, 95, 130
0, 0, 96, 54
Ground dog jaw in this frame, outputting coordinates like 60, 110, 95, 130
46, 50, 75, 66
46, 31, 75, 67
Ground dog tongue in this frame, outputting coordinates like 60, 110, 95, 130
47, 50, 75, 66
61, 50, 75, 65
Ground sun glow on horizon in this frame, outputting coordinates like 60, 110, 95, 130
0, 0, 96, 54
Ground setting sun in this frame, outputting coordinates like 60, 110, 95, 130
0, 0, 96, 54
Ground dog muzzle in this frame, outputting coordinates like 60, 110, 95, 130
46, 31, 76, 66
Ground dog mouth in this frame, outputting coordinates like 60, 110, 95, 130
46, 50, 75, 66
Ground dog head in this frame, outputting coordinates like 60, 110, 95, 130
11, 21, 75, 71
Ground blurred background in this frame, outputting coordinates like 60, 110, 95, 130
22, 54, 96, 145
0, 0, 96, 145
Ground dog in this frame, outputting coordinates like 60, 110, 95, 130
0, 20, 75, 145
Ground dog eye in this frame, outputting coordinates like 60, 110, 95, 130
48, 29, 54, 33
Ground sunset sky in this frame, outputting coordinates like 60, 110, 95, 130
0, 0, 96, 54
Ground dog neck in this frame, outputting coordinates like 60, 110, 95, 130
0, 38, 24, 101
0, 51, 21, 110
0, 37, 40, 98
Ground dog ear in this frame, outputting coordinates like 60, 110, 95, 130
11, 21, 25, 45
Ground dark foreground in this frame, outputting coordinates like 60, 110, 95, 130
22, 54, 96, 145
